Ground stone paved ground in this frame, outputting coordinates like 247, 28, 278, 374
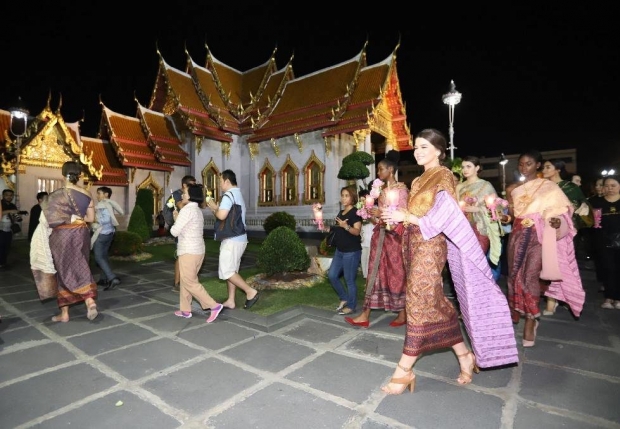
1, 238, 619, 428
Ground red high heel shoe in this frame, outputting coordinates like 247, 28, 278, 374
344, 317, 369, 329
389, 319, 406, 327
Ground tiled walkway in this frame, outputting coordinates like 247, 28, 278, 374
1, 240, 619, 428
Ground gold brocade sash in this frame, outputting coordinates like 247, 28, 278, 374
408, 166, 457, 217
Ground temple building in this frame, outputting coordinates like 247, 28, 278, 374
0, 41, 412, 238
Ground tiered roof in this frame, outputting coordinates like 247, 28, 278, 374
1, 39, 411, 186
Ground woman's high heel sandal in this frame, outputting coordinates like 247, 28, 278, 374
456, 351, 479, 385
381, 363, 416, 395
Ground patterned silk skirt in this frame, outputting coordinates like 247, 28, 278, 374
49, 223, 97, 307
363, 227, 406, 312
507, 220, 543, 320
402, 226, 463, 356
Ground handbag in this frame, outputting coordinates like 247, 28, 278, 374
214, 192, 246, 241
326, 228, 337, 247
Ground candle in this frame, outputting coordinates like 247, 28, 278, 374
485, 196, 495, 207
314, 209, 323, 221
365, 195, 374, 209
386, 189, 398, 207
459, 200, 466, 210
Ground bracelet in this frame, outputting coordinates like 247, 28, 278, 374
345, 225, 351, 232
403, 213, 411, 228
501, 215, 512, 224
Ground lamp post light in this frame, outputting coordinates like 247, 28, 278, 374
499, 153, 508, 197
9, 96, 29, 209
442, 80, 462, 161
602, 169, 616, 176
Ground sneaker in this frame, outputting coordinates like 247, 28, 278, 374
104, 278, 121, 291
206, 304, 223, 323
614, 301, 620, 310
601, 300, 614, 309
174, 310, 192, 318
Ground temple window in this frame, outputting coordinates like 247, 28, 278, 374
37, 178, 63, 194
279, 154, 299, 206
302, 150, 325, 205
201, 158, 221, 203
258, 158, 276, 206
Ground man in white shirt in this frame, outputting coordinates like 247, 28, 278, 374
206, 170, 260, 309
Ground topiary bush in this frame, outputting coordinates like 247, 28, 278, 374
136, 188, 155, 229
109, 230, 143, 256
127, 205, 151, 242
263, 211, 296, 235
257, 226, 310, 276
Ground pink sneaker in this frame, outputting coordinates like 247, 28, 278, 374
174, 310, 192, 318
206, 304, 223, 323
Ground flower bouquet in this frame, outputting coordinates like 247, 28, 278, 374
356, 179, 384, 220
485, 196, 509, 221
312, 202, 324, 231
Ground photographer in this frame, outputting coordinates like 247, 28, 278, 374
0, 189, 28, 269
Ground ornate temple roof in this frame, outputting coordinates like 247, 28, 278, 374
100, 105, 172, 172
2, 39, 412, 186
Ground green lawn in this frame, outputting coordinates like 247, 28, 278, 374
139, 237, 366, 316
16, 235, 365, 316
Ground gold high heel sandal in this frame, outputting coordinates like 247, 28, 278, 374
456, 351, 479, 385
381, 363, 416, 395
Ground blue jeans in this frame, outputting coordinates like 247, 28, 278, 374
328, 249, 361, 311
93, 232, 116, 281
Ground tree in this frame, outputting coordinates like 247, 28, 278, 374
135, 188, 155, 229
127, 205, 151, 242
337, 150, 373, 188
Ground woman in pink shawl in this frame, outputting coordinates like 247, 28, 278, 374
506, 150, 585, 348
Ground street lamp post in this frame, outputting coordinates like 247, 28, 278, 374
499, 153, 508, 197
442, 80, 462, 161
9, 97, 29, 210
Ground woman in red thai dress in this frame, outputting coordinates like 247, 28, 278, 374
345, 150, 407, 328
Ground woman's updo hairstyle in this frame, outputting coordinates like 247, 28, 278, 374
381, 149, 401, 172
62, 161, 82, 184
463, 155, 482, 172
416, 128, 447, 161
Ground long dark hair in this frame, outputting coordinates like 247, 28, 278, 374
546, 159, 570, 181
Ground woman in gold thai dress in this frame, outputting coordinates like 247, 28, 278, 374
381, 129, 517, 395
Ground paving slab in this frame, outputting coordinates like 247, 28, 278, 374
1, 242, 619, 429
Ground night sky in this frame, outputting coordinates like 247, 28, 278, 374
1, 2, 617, 183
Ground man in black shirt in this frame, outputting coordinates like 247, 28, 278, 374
28, 192, 48, 242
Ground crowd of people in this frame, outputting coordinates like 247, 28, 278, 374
1, 131, 614, 396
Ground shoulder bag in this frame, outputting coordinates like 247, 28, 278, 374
214, 192, 246, 241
